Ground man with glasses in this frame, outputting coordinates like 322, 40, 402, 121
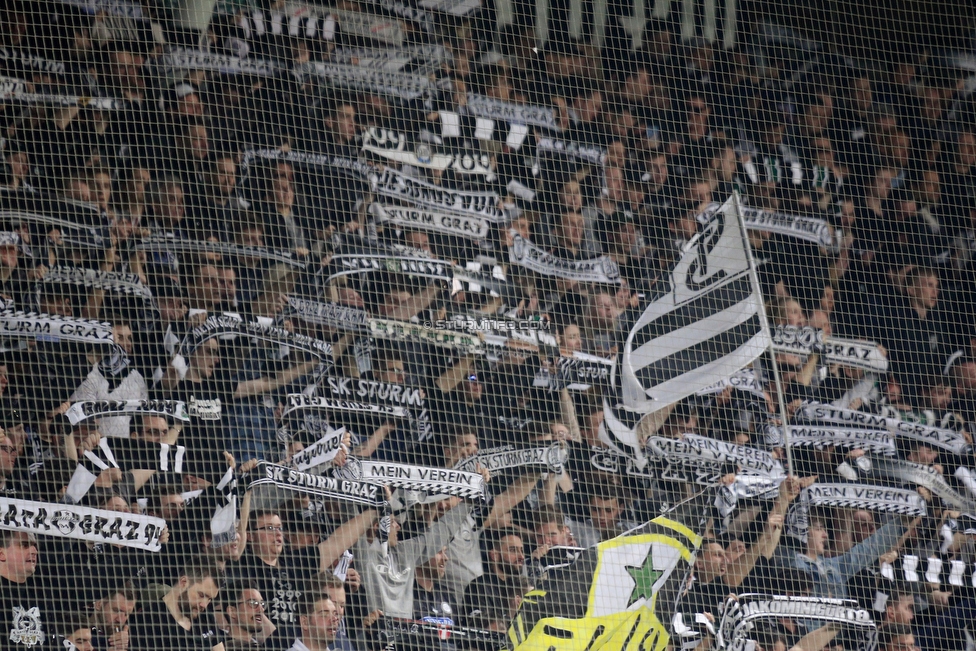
0, 428, 27, 497
221, 584, 278, 651
0, 530, 49, 649
287, 592, 339, 651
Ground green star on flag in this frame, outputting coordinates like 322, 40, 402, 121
625, 551, 662, 607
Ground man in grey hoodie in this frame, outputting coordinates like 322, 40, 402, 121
353, 496, 478, 621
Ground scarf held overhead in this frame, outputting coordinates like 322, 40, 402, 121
66, 400, 189, 426
337, 458, 485, 500
0, 497, 167, 552
509, 233, 621, 284
248, 461, 385, 506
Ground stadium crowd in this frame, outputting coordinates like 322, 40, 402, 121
0, 1, 976, 650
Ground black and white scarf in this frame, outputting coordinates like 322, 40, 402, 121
532, 353, 613, 391
319, 375, 431, 442
368, 168, 506, 221
238, 8, 404, 47
870, 457, 976, 512
0, 497, 167, 552
285, 296, 371, 330
509, 233, 621, 284
331, 44, 451, 74
0, 210, 108, 250
290, 426, 347, 471
362, 128, 495, 177
0, 309, 114, 345
370, 203, 491, 240
282, 393, 410, 420
462, 94, 560, 132
796, 402, 972, 456
695, 368, 767, 399
647, 434, 785, 478
785, 482, 927, 542
336, 457, 486, 500
716, 595, 876, 651
880, 553, 976, 591
0, 46, 67, 75
65, 399, 189, 426
417, 0, 481, 16
297, 61, 435, 102
359, 0, 438, 33
42, 266, 152, 300
368, 317, 484, 354
178, 313, 334, 361
784, 425, 897, 456
0, 86, 126, 109
772, 326, 888, 373
454, 443, 568, 474
135, 235, 307, 269
249, 461, 386, 507
153, 49, 281, 77
62, 0, 146, 18
738, 205, 836, 249
535, 137, 607, 166
327, 247, 454, 283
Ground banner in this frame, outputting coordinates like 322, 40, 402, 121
716, 595, 876, 651
454, 443, 568, 474
463, 94, 560, 131
178, 314, 334, 361
368, 168, 506, 221
135, 236, 307, 268
370, 203, 491, 240
42, 266, 153, 300
337, 458, 485, 500
153, 49, 280, 77
771, 326, 888, 373
796, 402, 971, 455
66, 400, 190, 426
509, 517, 700, 651
362, 128, 495, 176
738, 205, 835, 249
297, 61, 435, 101
0, 497, 166, 552
785, 424, 895, 455
248, 462, 385, 506
509, 233, 621, 284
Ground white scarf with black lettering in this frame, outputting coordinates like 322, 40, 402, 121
796, 402, 971, 455
738, 205, 836, 249
784, 425, 897, 456
297, 61, 435, 102
136, 235, 307, 268
331, 44, 450, 74
786, 481, 926, 542
0, 497, 166, 551
369, 168, 506, 221
370, 203, 490, 240
362, 128, 495, 177
509, 233, 621, 284
283, 393, 410, 420
154, 49, 280, 77
463, 94, 560, 131
337, 457, 485, 500
43, 266, 152, 300
772, 325, 888, 373
65, 399, 189, 426
249, 461, 386, 506
179, 313, 334, 361
454, 443, 568, 474
535, 137, 607, 166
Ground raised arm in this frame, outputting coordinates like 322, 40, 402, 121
318, 508, 380, 573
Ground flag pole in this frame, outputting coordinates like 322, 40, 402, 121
730, 192, 794, 476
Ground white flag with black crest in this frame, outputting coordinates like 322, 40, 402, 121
620, 195, 769, 413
